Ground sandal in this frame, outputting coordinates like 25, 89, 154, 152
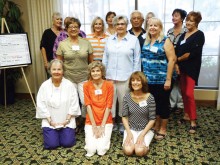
155, 133, 166, 141
175, 108, 183, 114
189, 126, 197, 134
178, 118, 189, 125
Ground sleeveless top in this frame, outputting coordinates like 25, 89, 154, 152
141, 37, 168, 84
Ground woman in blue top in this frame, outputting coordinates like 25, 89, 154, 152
102, 15, 141, 134
141, 17, 176, 140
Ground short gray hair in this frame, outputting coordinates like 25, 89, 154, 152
47, 59, 64, 75
52, 12, 62, 21
130, 10, 144, 20
113, 15, 129, 27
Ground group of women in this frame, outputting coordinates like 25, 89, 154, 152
37, 9, 205, 157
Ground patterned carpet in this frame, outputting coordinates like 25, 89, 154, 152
0, 99, 220, 164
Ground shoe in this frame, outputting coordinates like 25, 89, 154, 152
189, 126, 197, 134
119, 123, 124, 135
170, 107, 177, 113
178, 118, 189, 125
155, 132, 166, 141
175, 108, 183, 114
112, 123, 118, 131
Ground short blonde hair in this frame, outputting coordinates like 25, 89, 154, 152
91, 17, 105, 33
145, 17, 164, 45
88, 61, 106, 80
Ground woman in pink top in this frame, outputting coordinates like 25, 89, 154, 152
83, 61, 114, 157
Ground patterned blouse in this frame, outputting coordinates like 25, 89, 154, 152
122, 93, 156, 131
141, 37, 168, 84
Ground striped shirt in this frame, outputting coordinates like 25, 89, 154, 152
86, 33, 109, 61
122, 93, 156, 131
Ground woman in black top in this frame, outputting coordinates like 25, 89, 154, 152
175, 11, 205, 134
40, 12, 63, 77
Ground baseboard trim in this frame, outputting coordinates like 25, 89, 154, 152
15, 93, 35, 100
15, 93, 217, 107
196, 100, 217, 107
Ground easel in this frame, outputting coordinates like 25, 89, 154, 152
1, 18, 36, 109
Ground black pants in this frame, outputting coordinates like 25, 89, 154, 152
148, 84, 172, 119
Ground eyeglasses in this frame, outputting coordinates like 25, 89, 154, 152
116, 23, 126, 26
68, 26, 79, 29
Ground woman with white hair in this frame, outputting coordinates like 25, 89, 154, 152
102, 15, 141, 134
36, 59, 81, 149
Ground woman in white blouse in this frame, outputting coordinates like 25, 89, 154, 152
36, 59, 81, 149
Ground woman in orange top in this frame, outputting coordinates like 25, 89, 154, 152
83, 61, 114, 157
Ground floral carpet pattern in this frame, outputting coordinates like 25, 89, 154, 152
0, 99, 220, 164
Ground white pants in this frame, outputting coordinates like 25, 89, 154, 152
122, 129, 154, 148
111, 80, 129, 118
84, 124, 113, 157
73, 81, 87, 117
170, 80, 184, 109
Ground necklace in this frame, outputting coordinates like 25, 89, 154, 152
52, 27, 61, 36
107, 28, 115, 35
92, 80, 104, 89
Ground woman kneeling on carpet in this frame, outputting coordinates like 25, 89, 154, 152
36, 59, 81, 149
83, 61, 114, 157
122, 71, 156, 156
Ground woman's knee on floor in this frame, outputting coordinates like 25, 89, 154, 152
44, 139, 59, 150
60, 138, 76, 148
135, 145, 148, 157
85, 145, 97, 156
123, 145, 134, 156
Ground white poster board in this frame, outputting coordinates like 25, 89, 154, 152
0, 33, 32, 69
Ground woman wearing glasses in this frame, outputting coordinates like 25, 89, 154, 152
102, 15, 141, 134
56, 18, 93, 131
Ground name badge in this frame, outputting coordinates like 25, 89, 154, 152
139, 100, 147, 107
150, 46, 158, 53
72, 45, 80, 50
180, 40, 186, 45
95, 89, 102, 95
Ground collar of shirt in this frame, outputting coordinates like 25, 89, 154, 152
128, 28, 146, 36
91, 33, 108, 39
112, 32, 132, 41
167, 25, 188, 35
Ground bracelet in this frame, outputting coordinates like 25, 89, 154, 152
66, 119, 70, 124
176, 58, 179, 64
